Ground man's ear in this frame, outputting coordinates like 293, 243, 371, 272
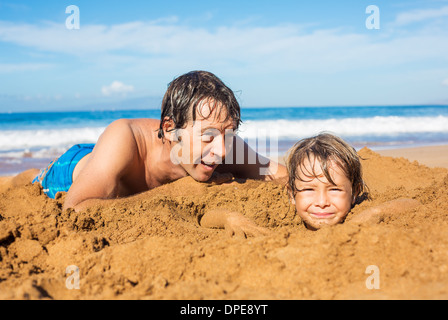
162, 117, 177, 142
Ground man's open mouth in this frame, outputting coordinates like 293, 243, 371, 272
201, 161, 217, 170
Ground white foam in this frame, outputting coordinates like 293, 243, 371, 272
237, 115, 448, 139
1, 115, 448, 157
0, 127, 105, 152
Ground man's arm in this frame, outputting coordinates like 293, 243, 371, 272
63, 119, 139, 212
216, 135, 287, 181
199, 209, 270, 238
350, 198, 420, 224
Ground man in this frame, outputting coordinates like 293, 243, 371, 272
33, 71, 286, 235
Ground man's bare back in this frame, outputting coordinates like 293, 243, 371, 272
66, 118, 188, 210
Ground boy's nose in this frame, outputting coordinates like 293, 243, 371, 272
314, 190, 330, 208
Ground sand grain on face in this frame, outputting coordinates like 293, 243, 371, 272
1, 148, 448, 300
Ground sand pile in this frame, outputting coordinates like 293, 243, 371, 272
0, 148, 447, 300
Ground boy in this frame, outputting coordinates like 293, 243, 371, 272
33, 71, 287, 221
286, 133, 419, 230
190, 133, 420, 235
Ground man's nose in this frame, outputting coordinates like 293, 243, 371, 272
210, 134, 226, 159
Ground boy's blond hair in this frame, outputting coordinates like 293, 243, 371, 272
286, 133, 368, 200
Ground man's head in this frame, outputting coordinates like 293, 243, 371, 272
286, 133, 368, 230
158, 71, 241, 140
159, 71, 241, 181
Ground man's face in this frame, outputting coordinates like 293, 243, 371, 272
292, 157, 354, 230
170, 100, 236, 182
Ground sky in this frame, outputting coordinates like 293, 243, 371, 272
0, 0, 448, 112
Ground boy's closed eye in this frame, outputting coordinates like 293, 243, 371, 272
297, 188, 314, 192
329, 187, 343, 191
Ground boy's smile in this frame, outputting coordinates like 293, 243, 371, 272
292, 157, 354, 230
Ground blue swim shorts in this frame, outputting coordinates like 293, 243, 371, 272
33, 144, 95, 199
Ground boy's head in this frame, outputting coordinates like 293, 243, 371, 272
158, 71, 241, 181
286, 133, 367, 230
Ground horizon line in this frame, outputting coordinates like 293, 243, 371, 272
1, 104, 448, 114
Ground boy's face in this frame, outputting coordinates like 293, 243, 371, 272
291, 157, 354, 230
170, 100, 236, 182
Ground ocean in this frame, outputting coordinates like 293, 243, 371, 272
1, 105, 448, 176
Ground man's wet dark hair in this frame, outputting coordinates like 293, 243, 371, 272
158, 71, 241, 140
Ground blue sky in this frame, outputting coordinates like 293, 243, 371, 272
1, 0, 448, 112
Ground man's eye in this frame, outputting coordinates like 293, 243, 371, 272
225, 133, 235, 140
298, 188, 314, 192
201, 134, 214, 142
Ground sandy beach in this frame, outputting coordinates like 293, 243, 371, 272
1, 145, 448, 300
376, 145, 448, 169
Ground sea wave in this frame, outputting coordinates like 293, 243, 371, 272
237, 115, 448, 139
1, 115, 448, 154
0, 127, 105, 151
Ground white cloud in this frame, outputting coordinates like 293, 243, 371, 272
101, 81, 134, 96
442, 78, 448, 86
0, 10, 448, 77
0, 63, 51, 73
395, 5, 448, 26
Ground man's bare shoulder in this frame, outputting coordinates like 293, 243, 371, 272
106, 118, 159, 132
127, 118, 160, 134
104, 118, 160, 144
128, 118, 160, 127
123, 118, 161, 154
85, 118, 161, 169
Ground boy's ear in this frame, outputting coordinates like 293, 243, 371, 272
286, 185, 296, 205
351, 188, 359, 205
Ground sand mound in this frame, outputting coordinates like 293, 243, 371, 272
1, 149, 447, 299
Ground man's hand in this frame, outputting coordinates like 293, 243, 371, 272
224, 211, 271, 238
200, 209, 270, 238
207, 172, 234, 185
350, 198, 420, 224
